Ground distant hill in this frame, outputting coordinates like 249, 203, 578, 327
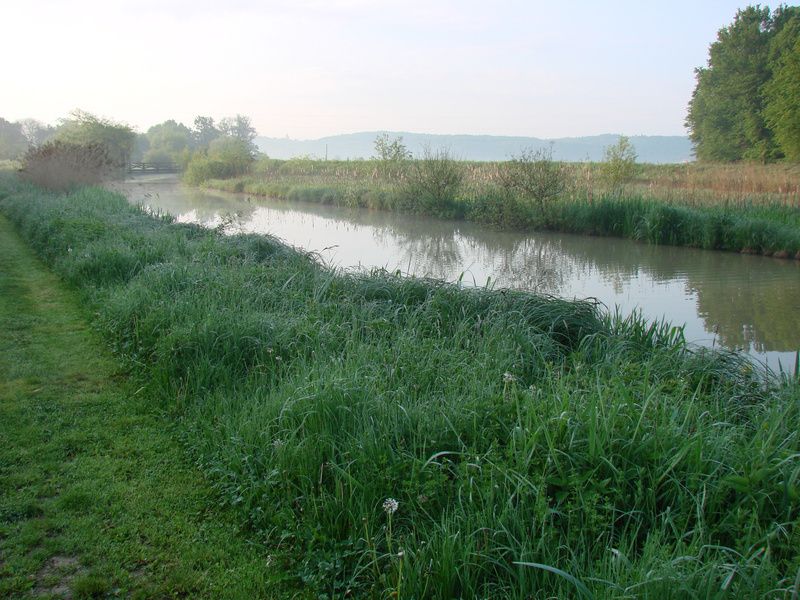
255, 132, 694, 164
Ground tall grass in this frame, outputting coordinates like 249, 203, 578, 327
203, 158, 800, 259
1, 178, 799, 598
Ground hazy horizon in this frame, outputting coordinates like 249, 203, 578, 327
255, 130, 690, 142
4, 1, 784, 139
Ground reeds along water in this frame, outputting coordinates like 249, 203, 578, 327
2, 179, 799, 598
206, 162, 800, 258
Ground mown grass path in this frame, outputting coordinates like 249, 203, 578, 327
0, 214, 282, 599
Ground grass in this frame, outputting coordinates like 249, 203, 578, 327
0, 213, 294, 598
202, 158, 800, 258
1, 177, 799, 598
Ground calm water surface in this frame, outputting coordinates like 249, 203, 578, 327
116, 175, 800, 371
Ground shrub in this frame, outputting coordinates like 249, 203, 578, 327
601, 135, 638, 189
374, 133, 412, 180
404, 147, 464, 216
183, 137, 254, 185
499, 146, 568, 216
19, 141, 117, 191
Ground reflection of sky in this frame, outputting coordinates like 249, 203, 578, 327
119, 177, 800, 372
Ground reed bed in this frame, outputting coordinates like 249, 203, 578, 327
206, 158, 800, 258
240, 158, 800, 207
1, 178, 798, 598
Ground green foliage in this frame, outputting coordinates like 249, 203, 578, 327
499, 146, 568, 215
184, 137, 254, 185
373, 132, 411, 161
2, 182, 798, 598
143, 119, 193, 164
206, 159, 800, 256
192, 116, 221, 149
601, 135, 638, 188
404, 147, 464, 216
687, 5, 800, 162
0, 212, 288, 599
373, 133, 411, 180
54, 111, 135, 169
0, 117, 29, 160
764, 15, 800, 161
219, 114, 258, 155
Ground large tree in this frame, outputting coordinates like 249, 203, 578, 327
687, 5, 800, 162
687, 6, 774, 161
192, 116, 221, 149
764, 13, 800, 160
219, 114, 258, 155
144, 120, 193, 163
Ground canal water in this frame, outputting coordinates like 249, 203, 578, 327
115, 175, 800, 371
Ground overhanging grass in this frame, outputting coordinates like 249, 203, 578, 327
1, 178, 799, 598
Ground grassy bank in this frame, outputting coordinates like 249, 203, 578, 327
0, 214, 287, 597
1, 178, 799, 598
203, 158, 800, 259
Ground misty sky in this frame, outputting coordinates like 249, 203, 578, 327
3, 1, 779, 139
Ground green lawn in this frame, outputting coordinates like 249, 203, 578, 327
0, 214, 288, 599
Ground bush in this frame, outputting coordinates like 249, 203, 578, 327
183, 137, 254, 185
499, 146, 568, 217
601, 135, 638, 189
19, 141, 117, 191
374, 133, 412, 180
403, 147, 464, 216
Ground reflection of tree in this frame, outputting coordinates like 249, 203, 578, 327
371, 224, 464, 281
118, 176, 800, 354
115, 177, 258, 224
519, 233, 800, 353
688, 258, 800, 352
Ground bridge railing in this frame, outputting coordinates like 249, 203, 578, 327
129, 162, 180, 173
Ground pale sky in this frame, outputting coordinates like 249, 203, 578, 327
2, 1, 778, 139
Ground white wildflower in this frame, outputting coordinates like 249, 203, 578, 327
503, 372, 516, 383
382, 497, 399, 514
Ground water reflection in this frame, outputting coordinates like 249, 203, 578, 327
115, 176, 800, 369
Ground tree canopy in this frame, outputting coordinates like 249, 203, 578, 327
0, 118, 28, 160
687, 5, 800, 162
54, 111, 136, 168
763, 14, 800, 161
143, 120, 193, 164
219, 114, 258, 155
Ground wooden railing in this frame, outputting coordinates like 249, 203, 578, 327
129, 162, 180, 173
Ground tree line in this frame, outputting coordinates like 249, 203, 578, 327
687, 4, 800, 162
2, 111, 259, 189
0, 111, 258, 165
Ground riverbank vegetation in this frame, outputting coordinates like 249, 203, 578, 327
16, 112, 137, 190
0, 212, 288, 598
4, 110, 259, 191
201, 151, 800, 259
2, 176, 798, 598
